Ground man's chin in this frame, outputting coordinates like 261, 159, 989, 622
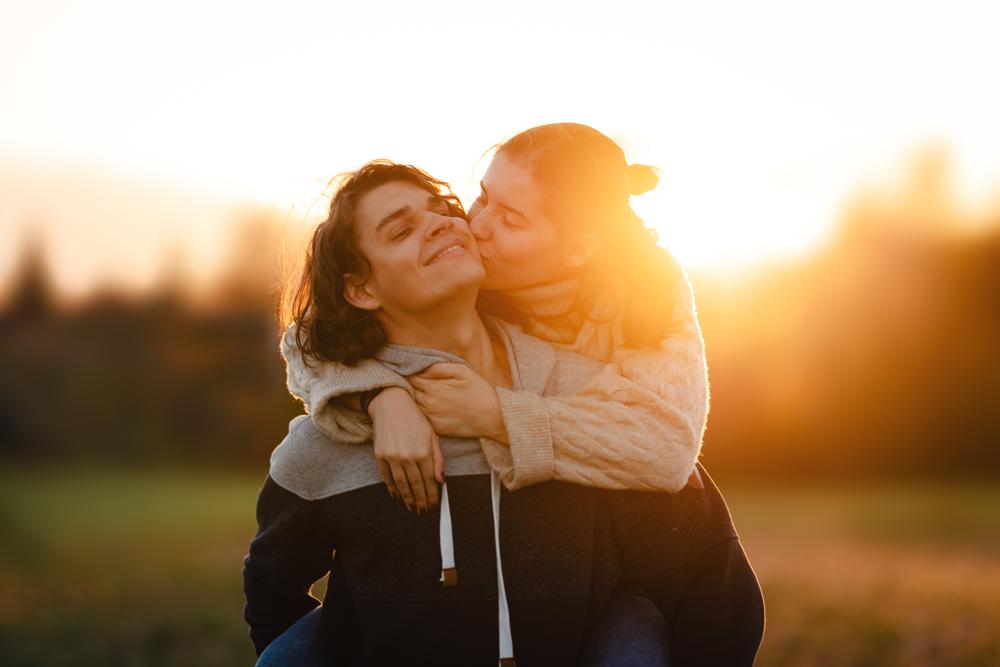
451, 261, 487, 287
422, 272, 486, 307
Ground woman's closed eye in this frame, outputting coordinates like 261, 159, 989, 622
501, 214, 521, 229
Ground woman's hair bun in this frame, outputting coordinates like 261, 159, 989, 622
626, 163, 660, 196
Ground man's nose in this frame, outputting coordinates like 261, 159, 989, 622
425, 211, 455, 238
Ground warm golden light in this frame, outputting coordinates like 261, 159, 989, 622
2, 1, 1000, 297
2, 4, 1000, 666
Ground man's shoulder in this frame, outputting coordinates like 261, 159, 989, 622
269, 415, 382, 501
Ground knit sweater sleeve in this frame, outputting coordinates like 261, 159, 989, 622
480, 276, 709, 493
281, 324, 412, 443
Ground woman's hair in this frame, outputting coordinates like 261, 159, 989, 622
281, 160, 465, 365
482, 122, 683, 348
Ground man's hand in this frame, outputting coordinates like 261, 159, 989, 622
409, 363, 508, 443
368, 387, 444, 512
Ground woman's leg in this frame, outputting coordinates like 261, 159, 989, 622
580, 589, 671, 667
598, 464, 764, 666
664, 537, 765, 666
255, 607, 330, 667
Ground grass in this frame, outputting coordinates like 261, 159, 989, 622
727, 485, 1000, 666
1, 468, 998, 666
0, 468, 260, 667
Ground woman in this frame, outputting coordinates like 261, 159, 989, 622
285, 122, 708, 512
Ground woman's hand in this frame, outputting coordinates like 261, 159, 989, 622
368, 387, 444, 513
409, 363, 508, 443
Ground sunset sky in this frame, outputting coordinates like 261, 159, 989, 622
2, 0, 999, 297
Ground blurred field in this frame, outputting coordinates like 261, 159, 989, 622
1, 468, 998, 666
0, 468, 258, 667
726, 485, 1000, 667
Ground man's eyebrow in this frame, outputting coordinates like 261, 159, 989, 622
375, 195, 447, 234
375, 205, 411, 234
479, 181, 528, 219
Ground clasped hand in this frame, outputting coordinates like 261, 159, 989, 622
410, 363, 505, 442
368, 363, 505, 513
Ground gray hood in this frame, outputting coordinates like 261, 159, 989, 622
269, 317, 562, 501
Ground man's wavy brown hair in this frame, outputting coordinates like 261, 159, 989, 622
281, 160, 466, 366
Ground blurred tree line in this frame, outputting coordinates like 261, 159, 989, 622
0, 216, 303, 468
1, 150, 998, 480
700, 150, 1000, 482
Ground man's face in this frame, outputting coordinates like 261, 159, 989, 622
348, 180, 485, 316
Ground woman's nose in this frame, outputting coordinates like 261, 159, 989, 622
469, 211, 491, 241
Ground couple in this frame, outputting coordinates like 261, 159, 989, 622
243, 123, 765, 665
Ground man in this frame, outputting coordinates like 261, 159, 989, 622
243, 161, 763, 666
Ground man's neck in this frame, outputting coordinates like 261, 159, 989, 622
380, 295, 509, 386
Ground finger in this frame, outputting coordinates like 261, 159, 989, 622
409, 378, 444, 397
413, 363, 462, 379
390, 462, 415, 511
432, 435, 445, 484
378, 460, 400, 499
411, 389, 436, 415
405, 461, 429, 512
411, 388, 429, 409
418, 456, 440, 508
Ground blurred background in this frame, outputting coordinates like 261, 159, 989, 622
1, 1, 998, 665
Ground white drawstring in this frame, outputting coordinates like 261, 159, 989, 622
492, 472, 515, 665
439, 483, 457, 586
437, 476, 516, 665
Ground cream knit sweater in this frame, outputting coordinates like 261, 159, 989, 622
281, 256, 708, 493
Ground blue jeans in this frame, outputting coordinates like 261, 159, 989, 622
581, 590, 670, 666
255, 607, 326, 667
255, 591, 670, 666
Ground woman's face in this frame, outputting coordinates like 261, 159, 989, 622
468, 153, 569, 291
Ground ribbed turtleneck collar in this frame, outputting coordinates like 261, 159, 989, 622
504, 278, 581, 319
501, 277, 625, 363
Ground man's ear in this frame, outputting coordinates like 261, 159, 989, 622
563, 232, 600, 269
342, 274, 381, 311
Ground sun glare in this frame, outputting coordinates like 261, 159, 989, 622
0, 1, 998, 295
